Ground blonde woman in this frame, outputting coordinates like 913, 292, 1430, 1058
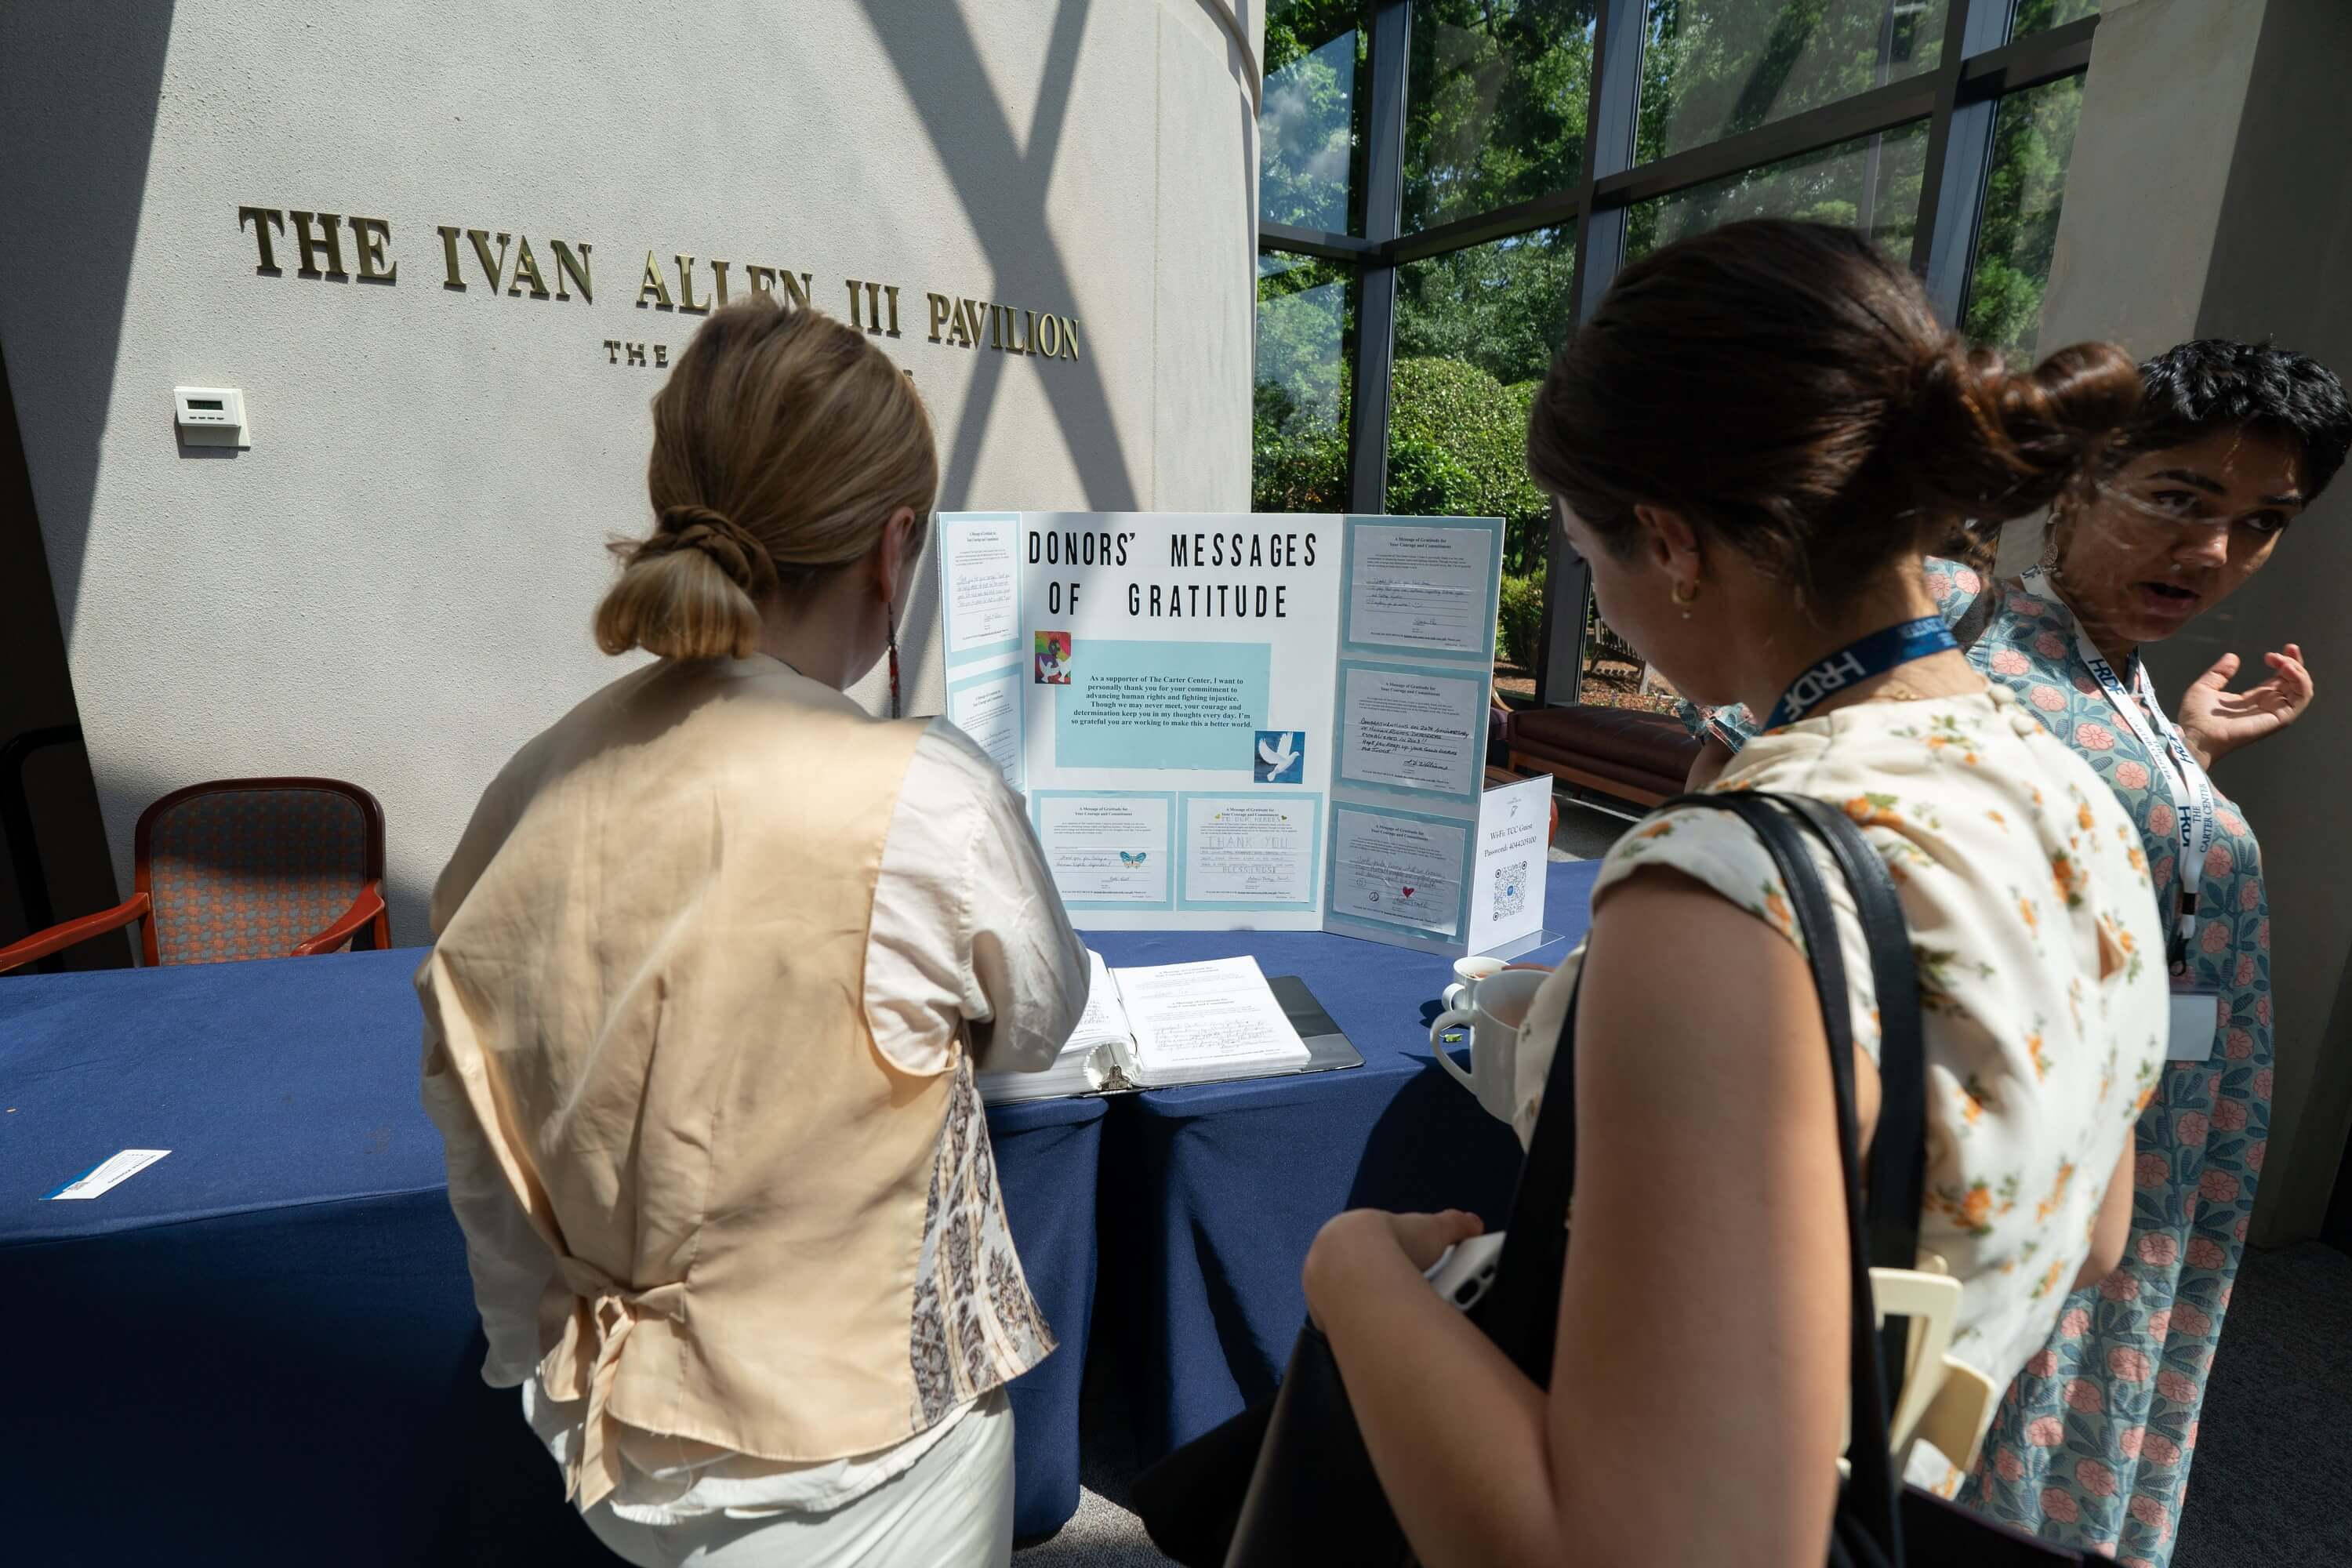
419, 299, 1086, 1567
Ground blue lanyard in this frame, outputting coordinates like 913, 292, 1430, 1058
1765, 616, 1960, 730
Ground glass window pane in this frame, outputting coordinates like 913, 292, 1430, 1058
1625, 118, 1929, 263
1395, 226, 1577, 394
1577, 595, 1687, 714
1254, 252, 1356, 514
1638, 0, 1949, 164
1403, 2, 1596, 234
2009, 0, 2098, 41
1963, 75, 2084, 368
1390, 227, 1574, 694
1261, 4, 1367, 233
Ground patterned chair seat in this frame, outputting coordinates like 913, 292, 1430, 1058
0, 777, 390, 974
147, 787, 376, 964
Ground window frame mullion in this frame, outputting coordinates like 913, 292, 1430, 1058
1346, 2, 1413, 517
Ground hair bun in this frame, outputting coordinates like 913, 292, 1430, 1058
648, 503, 780, 598
1896, 340, 2142, 521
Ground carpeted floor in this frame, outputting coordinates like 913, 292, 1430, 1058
1011, 1488, 1171, 1566
1548, 799, 1636, 862
2172, 1242, 2352, 1567
1012, 1238, 2352, 1565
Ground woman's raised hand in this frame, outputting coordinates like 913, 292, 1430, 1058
2175, 642, 2314, 767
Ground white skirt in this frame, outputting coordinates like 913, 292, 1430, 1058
582, 1389, 1015, 1568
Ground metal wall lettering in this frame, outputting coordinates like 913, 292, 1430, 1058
234, 203, 1085, 367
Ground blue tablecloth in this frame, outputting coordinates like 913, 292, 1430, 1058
0, 950, 1104, 1563
0, 855, 1601, 1555
1089, 857, 1600, 1458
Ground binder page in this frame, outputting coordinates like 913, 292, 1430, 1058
1112, 956, 1308, 1084
1065, 948, 1134, 1055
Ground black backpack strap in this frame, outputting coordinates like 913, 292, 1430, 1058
1473, 970, 1582, 1386
1775, 795, 1929, 1278
1675, 793, 1907, 1562
1773, 796, 1933, 1554
1475, 789, 1926, 1562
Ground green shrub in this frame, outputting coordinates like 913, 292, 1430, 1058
1251, 420, 1350, 514
1496, 571, 1547, 672
1250, 356, 1552, 581
1386, 358, 1548, 575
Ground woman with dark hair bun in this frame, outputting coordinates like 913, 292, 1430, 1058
1688, 336, 2349, 1566
1297, 220, 2169, 1566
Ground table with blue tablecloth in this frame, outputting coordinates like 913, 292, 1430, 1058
1088, 857, 1599, 1459
0, 950, 1103, 1563
0, 855, 1599, 1557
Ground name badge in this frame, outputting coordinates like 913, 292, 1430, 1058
2167, 988, 2223, 1064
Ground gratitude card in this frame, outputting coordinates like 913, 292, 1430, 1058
1465, 774, 1551, 955
46, 1149, 171, 1200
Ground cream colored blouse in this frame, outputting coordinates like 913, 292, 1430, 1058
420, 659, 1086, 1523
1512, 688, 2169, 1491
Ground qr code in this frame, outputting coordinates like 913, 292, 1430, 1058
1491, 859, 1529, 920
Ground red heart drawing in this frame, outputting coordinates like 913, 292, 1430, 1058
1401, 886, 1415, 898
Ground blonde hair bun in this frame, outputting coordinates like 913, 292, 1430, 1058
594, 299, 939, 662
644, 505, 780, 598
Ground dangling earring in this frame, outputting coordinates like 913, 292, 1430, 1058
1671, 579, 1699, 619
887, 601, 902, 720
2039, 505, 2070, 574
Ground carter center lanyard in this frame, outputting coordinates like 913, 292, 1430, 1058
2020, 567, 2216, 967
1765, 615, 1961, 731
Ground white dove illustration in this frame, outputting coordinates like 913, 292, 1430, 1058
1257, 731, 1300, 777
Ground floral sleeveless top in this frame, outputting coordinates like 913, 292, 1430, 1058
1686, 563, 2274, 1563
1514, 690, 2170, 1489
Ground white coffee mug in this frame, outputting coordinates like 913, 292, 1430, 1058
1439, 954, 1506, 1013
1430, 967, 1549, 1125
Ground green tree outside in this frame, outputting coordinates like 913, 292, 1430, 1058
1254, 0, 2086, 670
1961, 73, 2083, 367
1261, 2, 1370, 232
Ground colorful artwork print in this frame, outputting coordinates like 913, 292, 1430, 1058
1034, 631, 1073, 684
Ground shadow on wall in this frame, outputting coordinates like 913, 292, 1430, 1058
858, 0, 1139, 526
858, 0, 1137, 715
1, 0, 176, 634
860, 0, 1260, 706
0, 4, 174, 967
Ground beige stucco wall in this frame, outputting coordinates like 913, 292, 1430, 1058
0, 0, 1261, 942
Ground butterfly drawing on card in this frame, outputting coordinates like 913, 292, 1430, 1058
1119, 851, 1149, 868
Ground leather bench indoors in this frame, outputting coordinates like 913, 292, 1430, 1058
1505, 704, 1703, 810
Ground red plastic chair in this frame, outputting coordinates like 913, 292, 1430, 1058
0, 777, 390, 975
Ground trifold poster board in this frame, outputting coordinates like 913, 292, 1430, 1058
936, 511, 1552, 956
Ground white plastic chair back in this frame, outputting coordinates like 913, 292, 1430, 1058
1835, 1257, 1997, 1476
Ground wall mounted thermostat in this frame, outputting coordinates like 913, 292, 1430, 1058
172, 387, 249, 448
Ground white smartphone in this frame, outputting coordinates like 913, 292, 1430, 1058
1423, 1231, 1508, 1312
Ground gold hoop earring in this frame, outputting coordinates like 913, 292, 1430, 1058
1671, 579, 1699, 619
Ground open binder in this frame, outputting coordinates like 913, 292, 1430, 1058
977, 969, 1364, 1105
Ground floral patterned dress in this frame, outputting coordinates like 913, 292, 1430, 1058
1688, 561, 2273, 1566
